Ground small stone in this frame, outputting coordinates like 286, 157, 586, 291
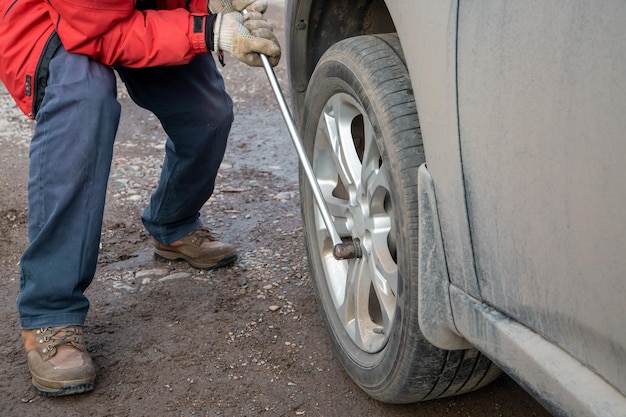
112, 282, 136, 293
158, 272, 191, 282
274, 191, 297, 201
135, 268, 170, 279
268, 305, 280, 311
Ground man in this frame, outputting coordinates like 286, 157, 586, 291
0, 0, 280, 396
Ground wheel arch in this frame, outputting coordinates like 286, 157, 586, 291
286, 0, 396, 125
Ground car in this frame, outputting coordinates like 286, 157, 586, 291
284, 1, 626, 416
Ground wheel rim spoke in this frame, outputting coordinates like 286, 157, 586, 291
366, 168, 397, 295
322, 196, 352, 236
321, 94, 363, 190
339, 257, 363, 341
351, 257, 374, 349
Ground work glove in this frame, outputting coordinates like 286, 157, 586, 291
211, 11, 281, 67
241, 11, 280, 51
208, 0, 267, 14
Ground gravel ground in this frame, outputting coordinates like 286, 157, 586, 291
0, 2, 552, 416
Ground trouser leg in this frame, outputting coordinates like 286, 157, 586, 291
115, 54, 234, 244
17, 46, 120, 329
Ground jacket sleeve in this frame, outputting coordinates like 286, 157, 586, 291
46, 0, 211, 68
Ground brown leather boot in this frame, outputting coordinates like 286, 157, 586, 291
22, 326, 95, 396
153, 227, 237, 269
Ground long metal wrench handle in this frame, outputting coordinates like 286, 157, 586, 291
242, 8, 359, 260
257, 54, 343, 249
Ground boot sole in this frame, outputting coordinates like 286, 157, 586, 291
154, 250, 237, 270
32, 379, 94, 396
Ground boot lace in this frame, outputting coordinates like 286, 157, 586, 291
37, 326, 84, 354
189, 227, 219, 242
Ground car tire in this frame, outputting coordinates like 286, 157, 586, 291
299, 33, 501, 403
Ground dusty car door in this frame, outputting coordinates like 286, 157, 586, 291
455, 0, 626, 398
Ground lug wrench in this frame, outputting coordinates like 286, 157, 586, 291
251, 37, 360, 260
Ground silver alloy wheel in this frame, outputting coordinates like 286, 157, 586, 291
312, 92, 397, 353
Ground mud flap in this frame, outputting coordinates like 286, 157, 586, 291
417, 164, 472, 350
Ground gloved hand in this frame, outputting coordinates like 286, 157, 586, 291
208, 0, 267, 14
241, 11, 280, 53
212, 11, 281, 67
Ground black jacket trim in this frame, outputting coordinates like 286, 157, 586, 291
32, 31, 62, 117
135, 0, 157, 11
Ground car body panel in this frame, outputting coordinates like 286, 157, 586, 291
451, 286, 626, 417
456, 0, 626, 396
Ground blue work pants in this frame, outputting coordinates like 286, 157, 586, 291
17, 46, 233, 329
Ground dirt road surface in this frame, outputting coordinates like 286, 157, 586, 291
0, 2, 552, 416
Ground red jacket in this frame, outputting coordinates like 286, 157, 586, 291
0, 0, 211, 118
